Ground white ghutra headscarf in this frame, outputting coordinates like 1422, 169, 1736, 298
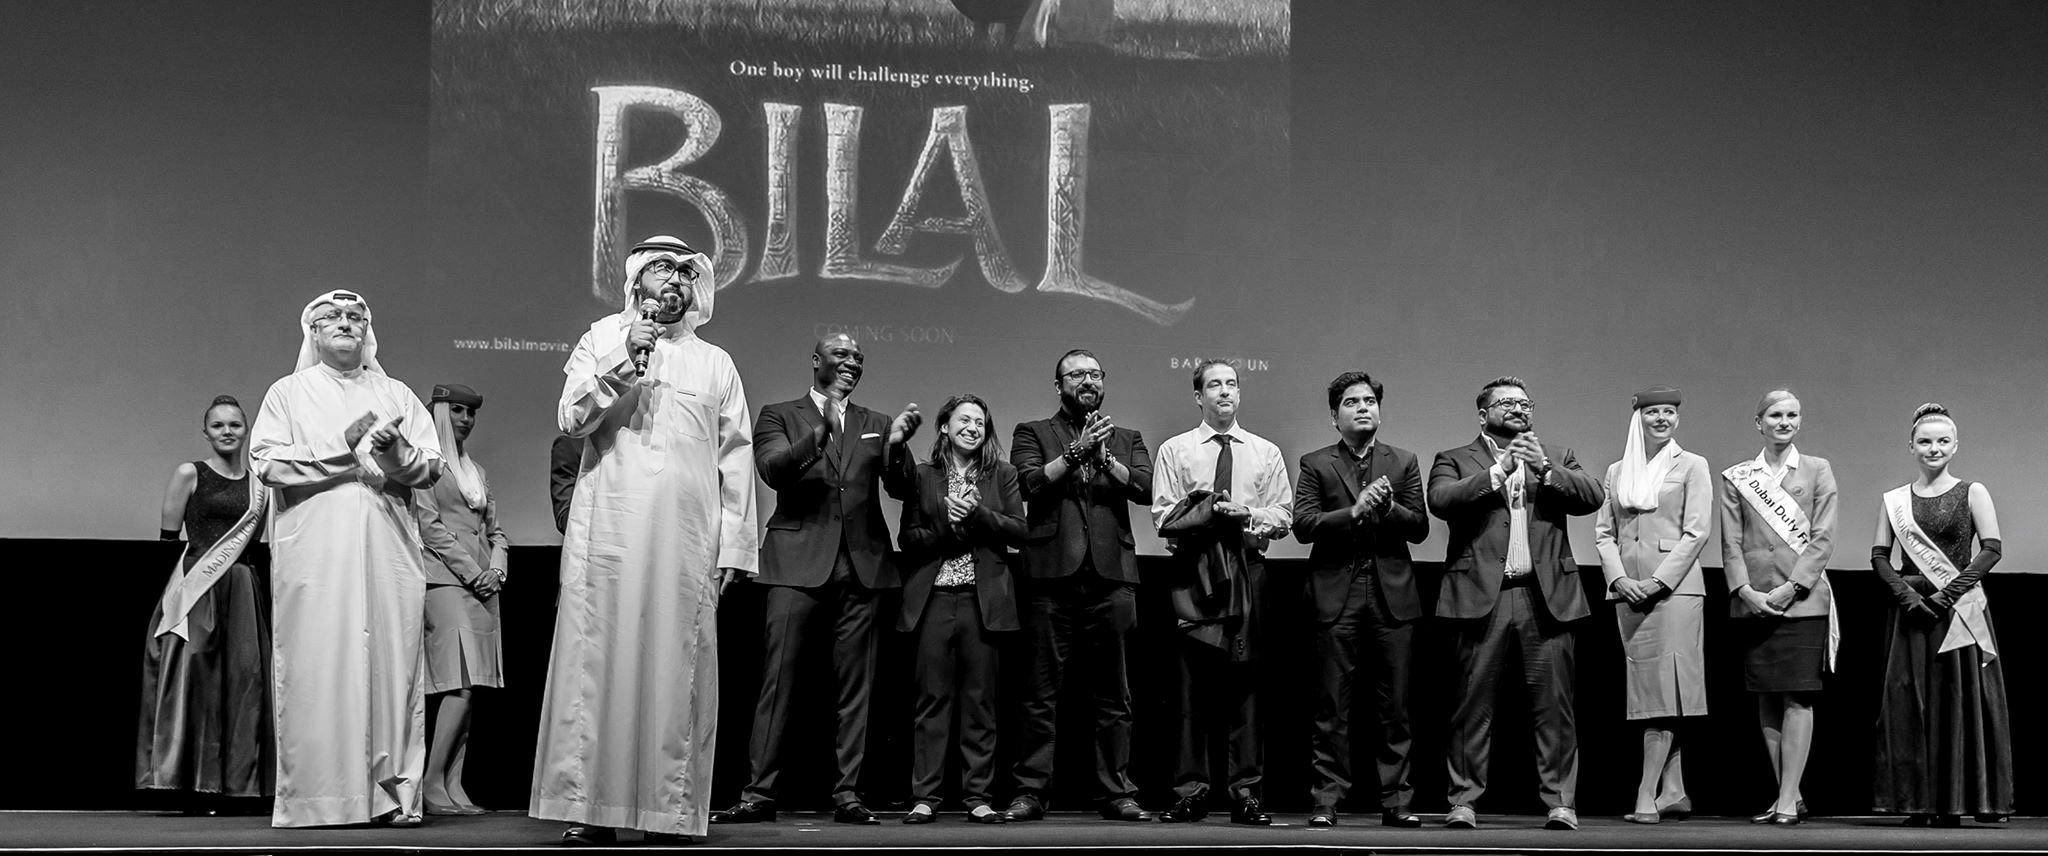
295, 289, 382, 373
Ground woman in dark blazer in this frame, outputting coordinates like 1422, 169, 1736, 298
898, 394, 1026, 824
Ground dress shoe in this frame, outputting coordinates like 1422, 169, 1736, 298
1622, 810, 1661, 824
902, 804, 936, 825
1751, 800, 1807, 823
1001, 797, 1044, 822
834, 802, 880, 825
1443, 805, 1478, 829
560, 825, 616, 846
1931, 814, 1962, 829
710, 800, 775, 824
1976, 813, 2010, 824
1380, 808, 1421, 828
1100, 797, 1151, 821
967, 806, 1006, 824
1655, 796, 1693, 821
1544, 806, 1579, 831
374, 811, 422, 829
1231, 797, 1271, 826
1904, 814, 1931, 828
1158, 795, 1207, 823
1307, 805, 1336, 827
643, 831, 694, 845
1769, 811, 1803, 826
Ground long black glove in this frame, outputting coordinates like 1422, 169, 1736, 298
1937, 537, 2001, 604
1873, 546, 1942, 621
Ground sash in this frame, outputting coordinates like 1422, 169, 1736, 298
154, 472, 269, 641
1723, 460, 1838, 670
1882, 486, 1996, 660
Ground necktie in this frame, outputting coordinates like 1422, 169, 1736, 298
1211, 434, 1235, 500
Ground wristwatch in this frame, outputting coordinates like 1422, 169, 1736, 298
1791, 581, 1810, 598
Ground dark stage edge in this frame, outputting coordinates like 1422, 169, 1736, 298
3, 812, 2046, 854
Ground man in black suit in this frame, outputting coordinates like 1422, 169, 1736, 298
1428, 376, 1602, 831
1290, 372, 1429, 828
712, 333, 920, 825
1001, 349, 1154, 823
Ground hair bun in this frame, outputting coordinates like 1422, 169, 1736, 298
210, 394, 241, 408
1913, 402, 1950, 421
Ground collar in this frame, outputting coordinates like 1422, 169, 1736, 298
1481, 432, 1512, 457
809, 387, 850, 414
1752, 444, 1802, 472
1194, 420, 1244, 444
316, 362, 367, 380
1339, 434, 1376, 460
1056, 406, 1088, 429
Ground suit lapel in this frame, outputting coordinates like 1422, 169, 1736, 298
1463, 437, 1497, 474
1330, 446, 1362, 505
834, 403, 870, 473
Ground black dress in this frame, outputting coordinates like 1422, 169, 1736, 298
136, 462, 275, 797
1871, 482, 2012, 817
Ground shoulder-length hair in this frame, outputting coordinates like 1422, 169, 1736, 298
928, 393, 1004, 482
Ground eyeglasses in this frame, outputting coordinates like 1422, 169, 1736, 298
1487, 398, 1535, 412
643, 260, 700, 282
1061, 369, 1107, 383
311, 308, 368, 327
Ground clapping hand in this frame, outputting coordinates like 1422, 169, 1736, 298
1082, 411, 1116, 457
946, 486, 979, 524
1351, 475, 1391, 519
368, 415, 407, 454
888, 403, 922, 445
344, 412, 380, 449
1509, 433, 1547, 475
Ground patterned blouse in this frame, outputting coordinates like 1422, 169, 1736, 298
933, 467, 977, 587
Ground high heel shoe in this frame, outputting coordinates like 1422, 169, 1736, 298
1769, 811, 1803, 826
1655, 797, 1692, 821
1751, 800, 1807, 823
1621, 810, 1661, 824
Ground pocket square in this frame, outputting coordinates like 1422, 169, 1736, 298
860, 432, 881, 439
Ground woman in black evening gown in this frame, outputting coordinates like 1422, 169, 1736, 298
136, 395, 274, 813
1868, 403, 2012, 826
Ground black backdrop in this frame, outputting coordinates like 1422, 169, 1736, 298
6, 0, 2047, 819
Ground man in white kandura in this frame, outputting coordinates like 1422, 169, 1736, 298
530, 236, 758, 847
251, 289, 441, 828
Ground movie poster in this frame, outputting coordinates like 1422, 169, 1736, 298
431, 0, 1290, 540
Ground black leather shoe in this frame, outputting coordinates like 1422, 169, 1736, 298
1751, 800, 1807, 824
902, 806, 936, 825
1100, 797, 1151, 821
1001, 797, 1044, 822
1931, 815, 1962, 829
834, 802, 881, 825
560, 825, 616, 846
1231, 797, 1271, 826
643, 831, 694, 845
709, 800, 774, 824
1158, 796, 1207, 823
966, 808, 1006, 824
1307, 805, 1336, 827
1769, 811, 1803, 826
1380, 808, 1421, 828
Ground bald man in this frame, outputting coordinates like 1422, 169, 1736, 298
713, 334, 921, 825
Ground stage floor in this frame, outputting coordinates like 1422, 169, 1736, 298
1, 810, 2043, 853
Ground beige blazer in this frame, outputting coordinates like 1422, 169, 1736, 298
1717, 452, 1837, 619
1594, 450, 1711, 600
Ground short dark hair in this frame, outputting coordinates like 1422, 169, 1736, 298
1476, 376, 1528, 410
1326, 372, 1383, 412
1190, 359, 1235, 391
1054, 348, 1099, 380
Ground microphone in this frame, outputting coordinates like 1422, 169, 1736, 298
633, 298, 660, 376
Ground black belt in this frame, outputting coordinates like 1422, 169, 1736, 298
1500, 573, 1536, 590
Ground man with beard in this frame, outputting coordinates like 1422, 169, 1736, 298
1291, 371, 1430, 828
1001, 349, 1155, 822
531, 236, 756, 846
712, 333, 921, 826
250, 289, 441, 828
1428, 376, 1602, 831
1149, 360, 1291, 826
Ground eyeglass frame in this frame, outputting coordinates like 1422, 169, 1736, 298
1060, 368, 1108, 383
1485, 397, 1535, 412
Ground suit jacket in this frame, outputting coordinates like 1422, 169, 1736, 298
1593, 451, 1711, 600
1718, 452, 1836, 619
549, 433, 581, 535
1291, 440, 1431, 622
1010, 412, 1152, 583
897, 460, 1026, 633
414, 462, 508, 588
754, 395, 915, 589
1428, 435, 1603, 622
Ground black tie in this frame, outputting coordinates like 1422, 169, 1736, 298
1211, 434, 1235, 500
